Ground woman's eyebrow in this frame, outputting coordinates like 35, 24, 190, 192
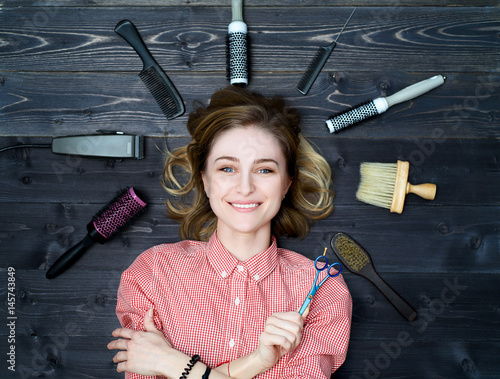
254, 158, 279, 165
214, 156, 238, 162
214, 157, 279, 165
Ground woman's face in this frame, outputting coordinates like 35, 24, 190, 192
202, 126, 292, 239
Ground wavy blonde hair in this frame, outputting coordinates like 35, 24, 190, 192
162, 86, 334, 241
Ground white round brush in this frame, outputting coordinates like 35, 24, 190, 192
227, 0, 248, 85
326, 75, 445, 133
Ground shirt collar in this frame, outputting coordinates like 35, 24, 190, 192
207, 232, 279, 282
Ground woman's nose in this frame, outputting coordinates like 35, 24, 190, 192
237, 172, 255, 195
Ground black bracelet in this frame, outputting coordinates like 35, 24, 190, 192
202, 366, 211, 379
179, 355, 200, 379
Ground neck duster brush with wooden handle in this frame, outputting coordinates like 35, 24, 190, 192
46, 187, 147, 279
227, 0, 248, 85
326, 75, 445, 133
356, 160, 436, 214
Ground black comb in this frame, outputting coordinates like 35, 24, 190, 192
330, 232, 418, 322
114, 20, 184, 120
297, 8, 356, 96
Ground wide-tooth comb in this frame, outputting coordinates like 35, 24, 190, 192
114, 20, 185, 120
330, 232, 417, 322
296, 7, 356, 95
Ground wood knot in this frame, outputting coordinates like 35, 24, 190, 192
46, 224, 57, 233
469, 235, 482, 250
461, 358, 475, 373
436, 222, 451, 236
96, 294, 107, 305
365, 295, 375, 305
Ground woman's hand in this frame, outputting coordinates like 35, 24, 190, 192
107, 309, 175, 376
253, 311, 307, 371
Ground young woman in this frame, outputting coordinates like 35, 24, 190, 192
107, 86, 352, 378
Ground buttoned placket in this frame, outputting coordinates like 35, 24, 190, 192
224, 263, 248, 359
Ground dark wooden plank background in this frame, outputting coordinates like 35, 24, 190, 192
1, 1, 499, 378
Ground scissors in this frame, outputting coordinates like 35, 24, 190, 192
299, 249, 343, 315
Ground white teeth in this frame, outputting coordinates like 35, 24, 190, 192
232, 203, 259, 209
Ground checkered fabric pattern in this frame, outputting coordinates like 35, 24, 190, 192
116, 233, 352, 378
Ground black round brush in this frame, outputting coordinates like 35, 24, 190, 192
46, 187, 147, 279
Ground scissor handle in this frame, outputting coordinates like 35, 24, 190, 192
327, 262, 343, 277
314, 255, 329, 271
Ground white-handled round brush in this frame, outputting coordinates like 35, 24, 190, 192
227, 0, 248, 85
326, 75, 445, 133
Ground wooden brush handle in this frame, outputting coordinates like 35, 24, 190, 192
406, 182, 436, 200
367, 271, 418, 322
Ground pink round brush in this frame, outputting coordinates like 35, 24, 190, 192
46, 187, 147, 279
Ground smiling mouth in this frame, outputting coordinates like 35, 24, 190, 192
231, 203, 260, 209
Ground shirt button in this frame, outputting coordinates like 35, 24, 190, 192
234, 297, 240, 306
221, 271, 227, 278
253, 274, 260, 281
229, 339, 235, 348
237, 265, 244, 272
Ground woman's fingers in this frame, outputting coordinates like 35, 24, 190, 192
266, 312, 303, 337
262, 312, 305, 351
107, 338, 129, 351
264, 322, 300, 349
111, 327, 135, 339
112, 350, 128, 363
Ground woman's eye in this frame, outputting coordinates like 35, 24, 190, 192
221, 167, 235, 173
257, 168, 273, 174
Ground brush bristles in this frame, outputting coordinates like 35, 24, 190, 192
93, 187, 147, 241
325, 100, 379, 133
227, 31, 248, 85
356, 162, 398, 209
333, 234, 370, 272
139, 66, 184, 120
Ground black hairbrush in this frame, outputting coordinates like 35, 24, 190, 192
46, 187, 147, 279
114, 20, 185, 120
330, 232, 417, 322
227, 0, 248, 85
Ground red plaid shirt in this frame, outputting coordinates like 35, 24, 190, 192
116, 233, 352, 378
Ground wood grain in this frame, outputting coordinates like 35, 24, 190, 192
1, 7, 498, 73
1, 72, 499, 138
1, 2, 499, 379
